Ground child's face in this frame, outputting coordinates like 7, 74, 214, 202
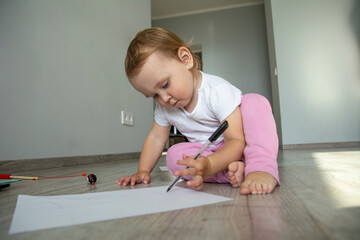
130, 48, 198, 110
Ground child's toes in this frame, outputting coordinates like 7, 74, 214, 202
256, 182, 263, 194
249, 183, 258, 194
266, 183, 276, 194
228, 161, 245, 188
229, 174, 238, 187
230, 178, 239, 188
261, 183, 269, 193
239, 182, 251, 195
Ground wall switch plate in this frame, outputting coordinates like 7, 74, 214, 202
121, 111, 134, 126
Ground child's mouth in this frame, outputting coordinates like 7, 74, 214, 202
172, 100, 179, 107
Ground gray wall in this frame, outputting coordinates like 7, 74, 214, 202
1, 0, 358, 162
270, 0, 360, 145
0, 0, 153, 161
153, 4, 272, 104
154, 1, 360, 147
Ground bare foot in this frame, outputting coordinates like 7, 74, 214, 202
228, 161, 245, 188
240, 171, 278, 195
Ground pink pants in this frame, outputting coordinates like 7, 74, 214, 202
166, 94, 280, 184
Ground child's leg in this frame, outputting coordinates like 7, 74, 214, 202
166, 142, 229, 183
239, 93, 279, 194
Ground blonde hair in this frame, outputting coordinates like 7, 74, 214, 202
125, 27, 201, 78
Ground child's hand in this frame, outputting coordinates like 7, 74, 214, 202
174, 154, 210, 190
116, 171, 151, 186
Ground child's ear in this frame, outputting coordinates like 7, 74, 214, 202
178, 46, 193, 67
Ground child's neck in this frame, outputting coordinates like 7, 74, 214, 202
184, 71, 202, 113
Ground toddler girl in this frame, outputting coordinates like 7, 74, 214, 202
116, 27, 279, 194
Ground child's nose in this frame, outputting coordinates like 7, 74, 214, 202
160, 93, 171, 103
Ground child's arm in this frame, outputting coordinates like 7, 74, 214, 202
175, 107, 245, 190
116, 122, 170, 186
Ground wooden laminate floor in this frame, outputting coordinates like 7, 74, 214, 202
0, 147, 360, 240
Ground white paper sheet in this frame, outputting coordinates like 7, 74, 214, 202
9, 186, 231, 234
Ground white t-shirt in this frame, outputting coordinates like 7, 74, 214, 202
154, 72, 242, 146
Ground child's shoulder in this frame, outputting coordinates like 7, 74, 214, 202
201, 72, 231, 87
201, 72, 239, 94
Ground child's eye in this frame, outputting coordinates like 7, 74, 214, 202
162, 81, 168, 88
153, 94, 159, 99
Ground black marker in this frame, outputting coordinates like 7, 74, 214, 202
166, 121, 229, 192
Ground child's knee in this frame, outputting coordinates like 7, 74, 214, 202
240, 93, 272, 116
166, 142, 203, 175
242, 93, 270, 106
166, 143, 187, 174
166, 144, 181, 165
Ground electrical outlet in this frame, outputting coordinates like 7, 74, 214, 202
121, 111, 134, 126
